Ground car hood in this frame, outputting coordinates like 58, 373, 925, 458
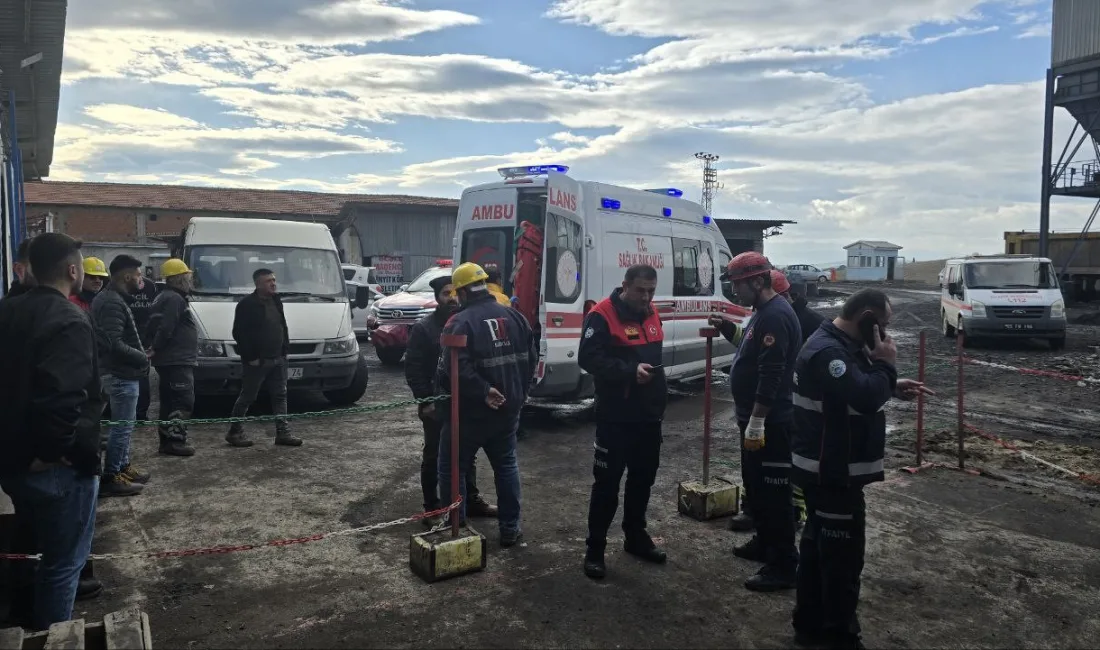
190, 300, 352, 340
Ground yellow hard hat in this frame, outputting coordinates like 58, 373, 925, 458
452, 262, 489, 290
161, 258, 192, 278
82, 257, 109, 277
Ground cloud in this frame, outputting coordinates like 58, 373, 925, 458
83, 104, 201, 130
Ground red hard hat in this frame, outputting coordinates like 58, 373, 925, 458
771, 269, 791, 294
722, 251, 772, 282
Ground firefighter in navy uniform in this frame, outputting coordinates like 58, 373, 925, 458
790, 289, 931, 650
435, 263, 537, 548
578, 264, 668, 580
721, 252, 801, 592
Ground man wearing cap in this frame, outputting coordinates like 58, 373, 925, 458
146, 259, 198, 457
435, 262, 536, 548
91, 255, 150, 497
721, 251, 801, 592
69, 257, 109, 312
405, 274, 497, 526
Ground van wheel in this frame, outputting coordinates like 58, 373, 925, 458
942, 311, 956, 338
324, 356, 369, 406
376, 346, 405, 366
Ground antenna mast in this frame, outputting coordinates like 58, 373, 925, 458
695, 152, 721, 214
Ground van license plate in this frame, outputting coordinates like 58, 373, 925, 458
1003, 324, 1033, 330
288, 367, 304, 379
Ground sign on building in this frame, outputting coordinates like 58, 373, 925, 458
374, 255, 404, 293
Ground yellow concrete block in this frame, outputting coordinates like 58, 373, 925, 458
677, 479, 741, 521
409, 526, 486, 583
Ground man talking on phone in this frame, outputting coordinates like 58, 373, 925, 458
790, 289, 932, 650
578, 264, 667, 580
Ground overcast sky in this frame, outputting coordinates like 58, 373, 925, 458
52, 0, 1092, 264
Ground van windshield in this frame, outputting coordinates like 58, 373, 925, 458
186, 245, 345, 298
964, 261, 1057, 290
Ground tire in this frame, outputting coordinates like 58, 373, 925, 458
942, 311, 956, 338
376, 345, 405, 366
324, 356, 370, 406
1050, 336, 1066, 351
818, 275, 829, 283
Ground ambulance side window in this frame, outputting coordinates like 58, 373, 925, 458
544, 212, 583, 303
673, 238, 712, 296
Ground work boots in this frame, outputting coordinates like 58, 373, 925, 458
225, 423, 254, 448
583, 549, 607, 580
99, 472, 143, 498
274, 421, 302, 447
467, 494, 498, 518
159, 413, 196, 456
733, 536, 768, 563
729, 511, 755, 532
624, 533, 668, 564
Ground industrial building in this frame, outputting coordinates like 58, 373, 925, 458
1036, 0, 1100, 298
23, 181, 460, 284
715, 217, 794, 256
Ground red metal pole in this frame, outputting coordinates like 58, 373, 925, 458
916, 330, 926, 466
700, 327, 718, 486
441, 333, 468, 538
956, 332, 965, 470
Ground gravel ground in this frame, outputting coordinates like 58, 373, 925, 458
15, 288, 1100, 649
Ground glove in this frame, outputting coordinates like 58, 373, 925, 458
743, 416, 766, 451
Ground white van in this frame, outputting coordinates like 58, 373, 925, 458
453, 164, 752, 402
179, 217, 372, 405
940, 254, 1067, 349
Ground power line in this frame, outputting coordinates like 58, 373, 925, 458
694, 152, 722, 214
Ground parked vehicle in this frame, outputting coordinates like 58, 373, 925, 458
940, 254, 1066, 349
178, 217, 372, 405
454, 164, 751, 401
342, 264, 385, 297
783, 264, 830, 283
365, 261, 454, 366
347, 280, 384, 339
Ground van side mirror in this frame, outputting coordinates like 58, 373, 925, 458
354, 286, 371, 310
947, 281, 959, 295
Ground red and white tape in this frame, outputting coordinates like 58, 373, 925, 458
0, 499, 461, 562
958, 356, 1100, 385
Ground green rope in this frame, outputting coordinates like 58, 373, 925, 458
101, 395, 448, 427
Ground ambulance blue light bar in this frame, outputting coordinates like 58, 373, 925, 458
601, 198, 621, 210
646, 188, 684, 198
497, 164, 569, 178
703, 215, 712, 225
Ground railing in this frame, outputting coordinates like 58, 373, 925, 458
1051, 159, 1100, 191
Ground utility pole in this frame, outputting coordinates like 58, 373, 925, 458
695, 152, 721, 214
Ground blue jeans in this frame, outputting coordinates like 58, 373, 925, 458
105, 375, 140, 475
438, 415, 522, 535
0, 466, 98, 630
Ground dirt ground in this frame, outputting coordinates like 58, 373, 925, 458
31, 286, 1100, 648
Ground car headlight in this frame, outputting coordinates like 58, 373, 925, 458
969, 301, 987, 318
1051, 299, 1065, 319
324, 334, 359, 355
198, 339, 226, 357
369, 303, 381, 316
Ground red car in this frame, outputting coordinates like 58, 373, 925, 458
366, 261, 453, 365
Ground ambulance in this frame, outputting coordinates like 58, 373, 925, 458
453, 164, 752, 401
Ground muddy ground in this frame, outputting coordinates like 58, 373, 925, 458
13, 284, 1100, 649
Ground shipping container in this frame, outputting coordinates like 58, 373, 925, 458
1005, 230, 1100, 299
1053, 0, 1100, 68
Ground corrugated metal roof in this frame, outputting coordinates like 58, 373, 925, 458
0, 0, 67, 179
844, 240, 903, 250
1053, 0, 1100, 68
24, 180, 460, 217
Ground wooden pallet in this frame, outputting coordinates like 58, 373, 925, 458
0, 606, 151, 650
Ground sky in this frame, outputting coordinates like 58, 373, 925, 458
51, 0, 1095, 265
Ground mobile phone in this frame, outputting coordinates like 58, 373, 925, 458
858, 314, 885, 349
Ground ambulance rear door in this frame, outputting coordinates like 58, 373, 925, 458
536, 173, 586, 395
455, 187, 521, 290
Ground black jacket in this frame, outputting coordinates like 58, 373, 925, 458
406, 307, 450, 400
130, 279, 159, 335
147, 287, 198, 367
791, 322, 898, 488
91, 285, 149, 380
232, 292, 290, 363
0, 287, 103, 477
729, 294, 801, 424
4, 279, 32, 299
435, 292, 537, 424
792, 296, 827, 345
579, 289, 668, 423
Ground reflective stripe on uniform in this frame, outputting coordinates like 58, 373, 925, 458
792, 453, 820, 473
476, 352, 526, 368
848, 459, 884, 476
761, 461, 792, 468
815, 510, 854, 521
794, 393, 884, 415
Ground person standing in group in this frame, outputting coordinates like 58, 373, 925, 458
226, 268, 301, 448
790, 289, 931, 650
146, 259, 198, 457
0, 233, 103, 630
130, 273, 159, 425
91, 255, 151, 497
435, 262, 535, 548
578, 264, 669, 580
7, 237, 35, 298
68, 257, 109, 312
721, 252, 801, 592
405, 273, 498, 526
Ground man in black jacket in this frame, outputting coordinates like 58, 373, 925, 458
0, 233, 103, 630
92, 255, 150, 497
790, 289, 931, 650
405, 274, 496, 526
435, 263, 536, 548
227, 268, 301, 448
6, 237, 35, 298
147, 259, 198, 457
578, 264, 669, 580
